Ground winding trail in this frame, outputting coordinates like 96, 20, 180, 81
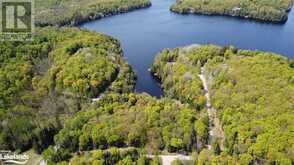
146, 67, 225, 165
198, 67, 225, 150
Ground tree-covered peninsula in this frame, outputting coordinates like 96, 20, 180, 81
35, 0, 151, 26
170, 0, 293, 22
0, 27, 136, 153
151, 44, 294, 164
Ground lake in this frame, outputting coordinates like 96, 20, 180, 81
81, 0, 294, 97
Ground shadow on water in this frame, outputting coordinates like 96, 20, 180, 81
81, 0, 294, 97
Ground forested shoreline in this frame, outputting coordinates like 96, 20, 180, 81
0, 27, 136, 154
1, 28, 293, 164
35, 0, 151, 26
1, 0, 294, 164
170, 0, 294, 23
151, 44, 294, 164
38, 43, 294, 165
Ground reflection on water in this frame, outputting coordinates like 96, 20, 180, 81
81, 0, 294, 97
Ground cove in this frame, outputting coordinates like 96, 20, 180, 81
81, 0, 294, 97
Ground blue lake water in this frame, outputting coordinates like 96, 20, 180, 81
81, 0, 294, 97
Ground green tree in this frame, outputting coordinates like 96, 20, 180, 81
151, 155, 162, 165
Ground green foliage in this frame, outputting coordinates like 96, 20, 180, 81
211, 138, 221, 155
191, 152, 198, 165
137, 155, 151, 165
69, 147, 139, 165
152, 44, 294, 164
205, 47, 294, 164
35, 0, 151, 26
211, 153, 238, 165
197, 149, 212, 165
151, 45, 210, 109
195, 114, 209, 149
116, 156, 133, 165
151, 155, 162, 165
169, 138, 184, 152
0, 27, 136, 152
42, 146, 71, 165
171, 0, 293, 22
50, 93, 199, 163
171, 159, 184, 165
151, 45, 217, 151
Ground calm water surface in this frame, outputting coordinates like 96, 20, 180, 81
81, 0, 294, 97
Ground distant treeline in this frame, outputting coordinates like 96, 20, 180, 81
35, 0, 151, 26
171, 0, 293, 22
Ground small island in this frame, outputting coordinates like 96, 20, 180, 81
35, 0, 151, 26
170, 0, 293, 22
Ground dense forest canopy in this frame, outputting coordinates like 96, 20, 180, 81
151, 44, 206, 109
42, 93, 208, 164
1, 0, 294, 163
0, 27, 136, 153
151, 44, 294, 164
206, 47, 294, 164
68, 147, 148, 165
35, 0, 151, 26
171, 0, 294, 22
